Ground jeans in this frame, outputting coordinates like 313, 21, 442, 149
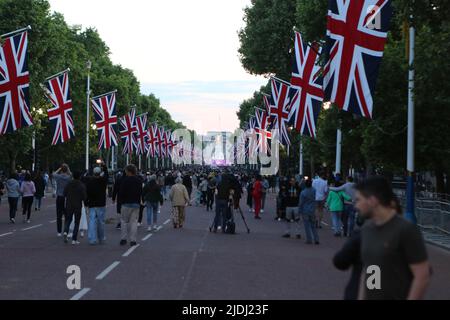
146, 202, 159, 226
206, 191, 215, 211
344, 204, 356, 236
56, 196, 66, 233
331, 211, 343, 234
214, 199, 228, 229
302, 213, 319, 243
88, 207, 106, 244
8, 197, 19, 219
34, 196, 43, 209
285, 207, 301, 236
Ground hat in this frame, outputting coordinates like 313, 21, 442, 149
93, 167, 102, 175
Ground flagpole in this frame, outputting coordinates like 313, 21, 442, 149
406, 10, 416, 224
0, 25, 31, 39
299, 137, 304, 176
45, 68, 70, 81
85, 61, 92, 172
336, 126, 342, 176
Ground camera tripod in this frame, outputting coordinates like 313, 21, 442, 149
209, 198, 250, 234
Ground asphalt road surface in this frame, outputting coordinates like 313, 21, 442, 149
0, 191, 449, 300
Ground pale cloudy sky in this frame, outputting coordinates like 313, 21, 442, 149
48, 0, 267, 134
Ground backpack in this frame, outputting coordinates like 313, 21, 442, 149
225, 220, 236, 234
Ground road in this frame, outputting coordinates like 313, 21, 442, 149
0, 191, 449, 300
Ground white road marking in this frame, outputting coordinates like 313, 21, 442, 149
21, 224, 43, 231
122, 244, 141, 257
0, 232, 13, 238
96, 261, 120, 280
163, 219, 171, 225
49, 220, 57, 224
142, 234, 153, 241
69, 288, 91, 301
321, 221, 329, 227
156, 226, 163, 232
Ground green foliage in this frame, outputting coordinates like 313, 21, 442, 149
237, 0, 450, 185
0, 0, 184, 172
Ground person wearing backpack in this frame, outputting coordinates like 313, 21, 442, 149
326, 181, 352, 237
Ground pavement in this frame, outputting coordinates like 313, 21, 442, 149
0, 191, 449, 300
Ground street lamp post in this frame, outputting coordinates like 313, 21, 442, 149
85, 60, 92, 172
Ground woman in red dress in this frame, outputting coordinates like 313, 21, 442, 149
252, 175, 263, 219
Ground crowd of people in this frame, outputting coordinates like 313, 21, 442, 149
0, 163, 432, 300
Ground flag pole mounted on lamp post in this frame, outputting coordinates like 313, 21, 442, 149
406, 7, 416, 224
85, 60, 92, 172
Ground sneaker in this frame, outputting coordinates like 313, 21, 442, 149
296, 234, 302, 239
137, 223, 142, 227
315, 241, 320, 245
35, 208, 38, 211
282, 234, 290, 238
152, 226, 159, 231
147, 226, 153, 232
68, 233, 73, 238
27, 220, 31, 224
116, 223, 121, 230
120, 239, 127, 246
57, 233, 62, 237
261, 209, 264, 213
72, 240, 80, 245
130, 241, 137, 247
10, 218, 15, 224
80, 231, 85, 238
63, 233, 68, 243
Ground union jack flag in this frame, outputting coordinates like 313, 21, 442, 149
147, 124, 158, 158
0, 30, 32, 135
158, 127, 166, 158
246, 116, 259, 159
165, 130, 176, 158
135, 114, 148, 156
91, 91, 118, 150
254, 109, 272, 155
290, 31, 323, 138
43, 70, 74, 145
119, 108, 137, 155
270, 78, 292, 146
323, 0, 392, 118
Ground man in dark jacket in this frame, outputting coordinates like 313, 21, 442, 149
63, 171, 87, 245
112, 170, 125, 230
118, 165, 143, 247
182, 173, 193, 198
83, 162, 109, 245
283, 177, 302, 239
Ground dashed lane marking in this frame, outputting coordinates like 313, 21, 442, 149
0, 232, 13, 238
21, 224, 43, 231
163, 219, 171, 225
70, 288, 91, 301
122, 244, 140, 257
142, 234, 153, 241
96, 261, 120, 280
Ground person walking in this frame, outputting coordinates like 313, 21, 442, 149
326, 181, 352, 237
142, 175, 164, 232
20, 173, 36, 223
63, 171, 87, 245
276, 183, 287, 221
182, 173, 193, 199
312, 172, 328, 228
118, 165, 143, 247
5, 173, 20, 224
355, 176, 431, 300
329, 176, 356, 237
33, 171, 45, 212
206, 176, 216, 211
252, 175, 263, 220
53, 164, 72, 237
299, 179, 319, 244
112, 170, 124, 230
169, 177, 190, 229
282, 178, 302, 239
199, 177, 208, 206
84, 162, 109, 245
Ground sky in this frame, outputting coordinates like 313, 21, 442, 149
48, 0, 267, 134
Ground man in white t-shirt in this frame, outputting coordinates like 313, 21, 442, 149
312, 172, 328, 228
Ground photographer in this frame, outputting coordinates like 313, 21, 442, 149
212, 172, 235, 233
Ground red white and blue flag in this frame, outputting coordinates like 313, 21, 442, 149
254, 109, 272, 155
43, 70, 74, 145
119, 108, 137, 155
135, 114, 148, 156
323, 0, 392, 118
147, 124, 158, 158
0, 29, 32, 135
165, 130, 176, 159
158, 127, 166, 158
91, 91, 118, 150
270, 78, 292, 146
289, 31, 323, 138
